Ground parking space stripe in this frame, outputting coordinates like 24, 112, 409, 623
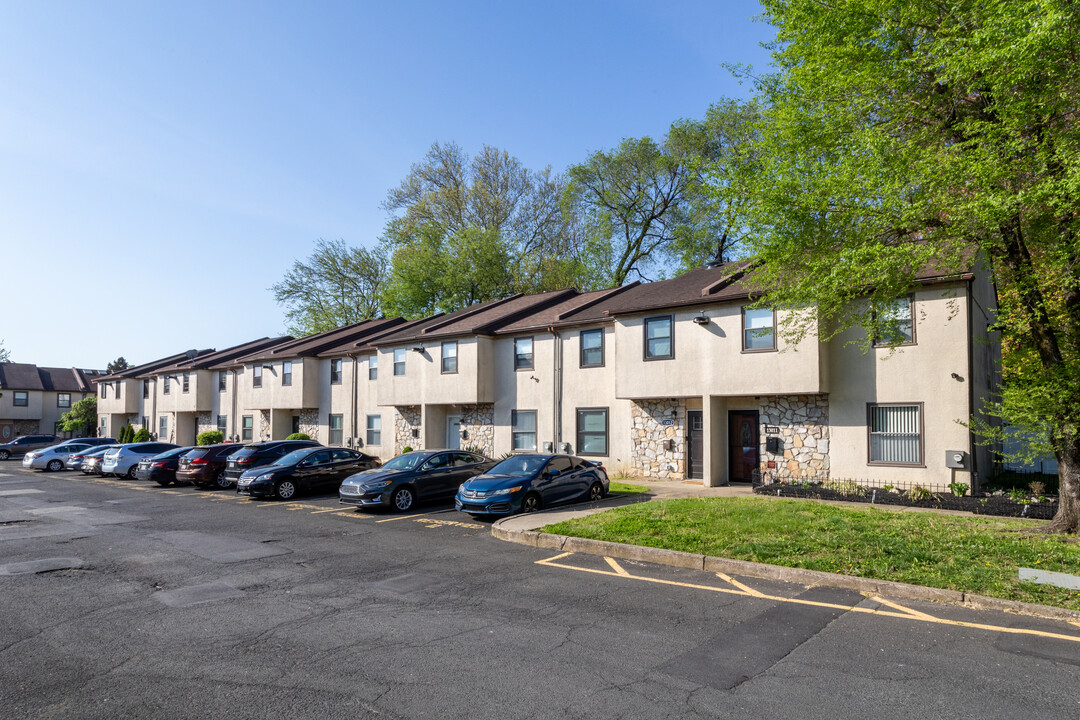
716, 571, 767, 598
375, 513, 430, 523
311, 506, 352, 514
536, 552, 1080, 644
605, 557, 631, 576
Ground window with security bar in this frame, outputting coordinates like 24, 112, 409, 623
868, 403, 922, 465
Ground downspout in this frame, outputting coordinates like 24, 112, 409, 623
966, 279, 978, 492
549, 327, 562, 451
231, 368, 239, 441
350, 353, 359, 447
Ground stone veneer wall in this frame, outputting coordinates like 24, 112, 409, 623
630, 399, 687, 480
15, 420, 40, 436
459, 404, 495, 456
299, 409, 319, 441
196, 412, 215, 437
259, 410, 272, 441
394, 406, 421, 454
759, 395, 829, 481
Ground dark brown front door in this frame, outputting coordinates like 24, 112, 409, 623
728, 411, 759, 482
687, 410, 703, 480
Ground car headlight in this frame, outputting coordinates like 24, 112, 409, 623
491, 486, 522, 496
362, 480, 393, 489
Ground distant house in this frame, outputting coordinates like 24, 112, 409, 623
0, 363, 104, 440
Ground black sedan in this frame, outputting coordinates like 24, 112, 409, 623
236, 447, 379, 500
338, 450, 496, 512
134, 446, 196, 486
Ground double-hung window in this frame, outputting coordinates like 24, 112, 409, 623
218, 372, 226, 392
13, 391, 28, 407
644, 316, 673, 360
159, 416, 168, 440
742, 307, 776, 351
329, 414, 343, 445
283, 361, 293, 386
441, 341, 458, 374
874, 296, 915, 346
163, 377, 171, 395
394, 349, 406, 376
252, 366, 262, 388
366, 415, 381, 446
514, 337, 534, 370
329, 359, 341, 385
368, 354, 378, 380
217, 414, 227, 435
511, 410, 537, 451
144, 380, 150, 398
182, 373, 190, 393
57, 393, 71, 408
576, 408, 609, 456
868, 403, 923, 466
242, 416, 253, 441
580, 329, 604, 367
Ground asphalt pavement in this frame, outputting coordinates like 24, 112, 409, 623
2, 464, 1079, 719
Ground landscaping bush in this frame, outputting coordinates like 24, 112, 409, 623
285, 432, 311, 441
133, 428, 150, 442
402, 446, 413, 453
196, 430, 224, 446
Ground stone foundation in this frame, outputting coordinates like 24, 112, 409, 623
459, 404, 495, 456
196, 412, 215, 437
15, 420, 40, 436
259, 410, 272, 442
759, 395, 829, 481
630, 399, 687, 480
394, 406, 421, 454
299, 409, 319, 440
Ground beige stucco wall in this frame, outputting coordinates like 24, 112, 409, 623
614, 306, 823, 400
376, 337, 494, 409
238, 358, 318, 412
97, 379, 140, 415
826, 282, 973, 489
0, 389, 44, 422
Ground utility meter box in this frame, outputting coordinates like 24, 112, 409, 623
945, 450, 968, 469
765, 437, 782, 454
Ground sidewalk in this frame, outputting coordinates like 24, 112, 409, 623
491, 480, 1080, 624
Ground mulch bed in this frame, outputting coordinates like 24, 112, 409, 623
753, 483, 1059, 520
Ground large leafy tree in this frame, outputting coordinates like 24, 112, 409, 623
271, 238, 388, 336
381, 142, 584, 311
60, 397, 97, 434
745, 0, 1080, 531
0, 340, 9, 363
106, 357, 129, 374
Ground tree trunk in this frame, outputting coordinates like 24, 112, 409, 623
1042, 438, 1080, 533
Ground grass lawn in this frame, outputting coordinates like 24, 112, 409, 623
608, 481, 649, 496
543, 497, 1080, 611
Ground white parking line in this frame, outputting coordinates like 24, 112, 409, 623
0, 489, 44, 496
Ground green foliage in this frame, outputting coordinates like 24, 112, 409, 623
106, 357, 129, 374
120, 425, 134, 443
133, 428, 150, 442
285, 432, 310, 441
196, 430, 224, 446
740, 0, 1080, 530
882, 484, 895, 493
824, 480, 867, 497
60, 397, 97, 433
543, 497, 1080, 610
949, 482, 970, 498
1029, 481, 1047, 497
401, 446, 413, 453
902, 486, 938, 503
271, 238, 388, 336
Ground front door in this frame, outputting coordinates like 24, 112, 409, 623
728, 411, 759, 483
687, 410, 703, 480
446, 415, 461, 450
292, 415, 301, 435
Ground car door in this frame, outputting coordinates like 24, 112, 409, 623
415, 453, 455, 500
447, 453, 486, 499
322, 449, 362, 490
535, 456, 574, 505
295, 450, 332, 493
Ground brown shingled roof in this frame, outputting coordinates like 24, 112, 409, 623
0, 364, 105, 392
151, 336, 294, 375
95, 350, 216, 383
0, 363, 45, 391
227, 318, 408, 365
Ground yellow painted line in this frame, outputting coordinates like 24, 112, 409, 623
716, 571, 767, 598
535, 553, 1080, 644
376, 513, 430, 523
311, 506, 352, 514
871, 595, 938, 621
605, 557, 631, 576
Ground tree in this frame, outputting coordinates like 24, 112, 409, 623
743, 0, 1080, 531
381, 142, 585, 313
60, 397, 97, 435
271, 239, 388, 336
107, 357, 129, 374
0, 340, 9, 363
133, 427, 150, 442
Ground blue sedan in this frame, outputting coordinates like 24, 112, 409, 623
455, 454, 608, 517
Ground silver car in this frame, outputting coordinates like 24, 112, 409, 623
101, 442, 179, 478
0, 434, 59, 460
22, 443, 96, 472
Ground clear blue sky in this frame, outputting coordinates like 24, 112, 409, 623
1, 0, 774, 370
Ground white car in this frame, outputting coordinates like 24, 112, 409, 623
101, 442, 179, 478
22, 443, 96, 472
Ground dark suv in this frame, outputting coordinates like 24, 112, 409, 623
177, 443, 246, 489
0, 435, 59, 460
222, 440, 321, 484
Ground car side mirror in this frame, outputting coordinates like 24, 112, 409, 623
548, 468, 559, 477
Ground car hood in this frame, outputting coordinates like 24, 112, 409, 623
238, 466, 285, 480
461, 473, 529, 492
341, 467, 408, 486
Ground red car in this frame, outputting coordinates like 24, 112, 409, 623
176, 444, 246, 489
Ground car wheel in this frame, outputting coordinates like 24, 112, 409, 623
521, 493, 541, 513
0, 450, 9, 460
392, 486, 415, 512
46, 459, 63, 472
275, 479, 297, 500
126, 465, 138, 479
154, 477, 172, 487
215, 470, 232, 489
588, 482, 605, 502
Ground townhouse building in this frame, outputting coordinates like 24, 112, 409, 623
0, 363, 103, 440
90, 259, 999, 491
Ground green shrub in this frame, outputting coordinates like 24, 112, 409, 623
1028, 480, 1046, 497
948, 482, 969, 498
133, 428, 150, 442
119, 424, 133, 443
196, 430, 224, 446
402, 446, 413, 453
286, 432, 311, 441
824, 480, 868, 497
902, 485, 938, 502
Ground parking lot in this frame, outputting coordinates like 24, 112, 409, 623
4, 463, 1080, 719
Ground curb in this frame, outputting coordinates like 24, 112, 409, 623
491, 522, 1080, 625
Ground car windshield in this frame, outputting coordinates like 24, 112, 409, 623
487, 455, 548, 477
380, 454, 425, 471
271, 449, 313, 467
184, 449, 210, 459
155, 447, 191, 460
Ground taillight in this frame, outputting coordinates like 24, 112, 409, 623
190, 457, 208, 465
151, 461, 167, 468
237, 457, 254, 463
